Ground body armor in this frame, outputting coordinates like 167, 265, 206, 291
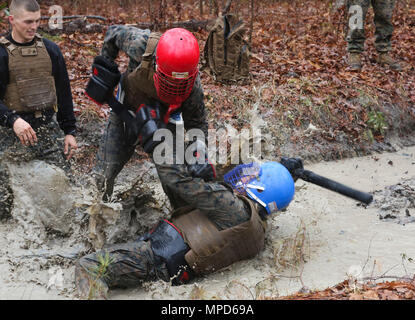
122, 32, 162, 110
171, 195, 266, 275
0, 34, 57, 113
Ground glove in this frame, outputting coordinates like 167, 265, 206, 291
187, 140, 216, 181
85, 55, 121, 104
133, 103, 165, 153
280, 157, 303, 181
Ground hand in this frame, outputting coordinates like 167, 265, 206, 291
280, 157, 303, 181
188, 161, 216, 181
133, 103, 165, 153
187, 140, 216, 181
13, 118, 38, 146
64, 134, 78, 160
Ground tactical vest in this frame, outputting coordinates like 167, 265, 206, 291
203, 14, 250, 83
122, 32, 163, 110
0, 34, 57, 113
171, 195, 266, 275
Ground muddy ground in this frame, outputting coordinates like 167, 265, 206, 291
0, 111, 414, 299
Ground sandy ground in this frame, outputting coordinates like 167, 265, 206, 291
0, 145, 414, 300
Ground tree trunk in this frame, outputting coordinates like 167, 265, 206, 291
222, 0, 233, 15
249, 0, 254, 46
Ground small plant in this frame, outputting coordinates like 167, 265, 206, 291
87, 251, 114, 300
367, 110, 387, 135
39, 32, 63, 42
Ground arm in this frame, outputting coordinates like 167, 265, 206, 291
0, 45, 18, 128
100, 25, 150, 69
44, 39, 77, 159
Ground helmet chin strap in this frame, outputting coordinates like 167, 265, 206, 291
163, 104, 181, 123
245, 188, 267, 208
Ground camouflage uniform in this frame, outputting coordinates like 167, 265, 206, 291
347, 0, 396, 53
0, 116, 69, 220
93, 26, 208, 200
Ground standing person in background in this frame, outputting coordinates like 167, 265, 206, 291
0, 0, 77, 220
346, 0, 401, 71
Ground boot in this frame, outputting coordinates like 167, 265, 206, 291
347, 53, 362, 71
377, 53, 402, 71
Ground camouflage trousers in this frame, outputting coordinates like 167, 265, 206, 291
75, 240, 171, 298
93, 111, 136, 201
0, 118, 69, 220
346, 0, 396, 53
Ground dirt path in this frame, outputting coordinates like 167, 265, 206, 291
0, 146, 414, 300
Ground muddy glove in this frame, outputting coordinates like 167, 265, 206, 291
133, 103, 165, 153
187, 140, 216, 181
85, 55, 121, 104
280, 157, 303, 181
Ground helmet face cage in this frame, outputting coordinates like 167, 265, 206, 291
224, 163, 262, 195
225, 162, 295, 214
153, 64, 198, 105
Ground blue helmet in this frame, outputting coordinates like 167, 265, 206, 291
224, 162, 295, 214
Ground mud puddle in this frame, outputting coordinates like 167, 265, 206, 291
0, 146, 414, 300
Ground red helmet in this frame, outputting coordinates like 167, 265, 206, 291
154, 28, 200, 105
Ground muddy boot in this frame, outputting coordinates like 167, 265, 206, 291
347, 53, 363, 71
376, 53, 402, 71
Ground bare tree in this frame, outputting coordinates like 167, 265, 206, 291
210, 0, 219, 16
249, 0, 254, 45
222, 0, 233, 15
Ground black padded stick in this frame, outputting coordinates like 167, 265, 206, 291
295, 169, 373, 204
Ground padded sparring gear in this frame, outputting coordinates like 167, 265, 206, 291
85, 55, 121, 105
141, 219, 193, 285
171, 195, 265, 275
154, 28, 200, 105
134, 103, 165, 153
107, 99, 165, 152
280, 157, 304, 182
224, 162, 295, 214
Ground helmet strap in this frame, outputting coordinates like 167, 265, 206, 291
246, 188, 267, 208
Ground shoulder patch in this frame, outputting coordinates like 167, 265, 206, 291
0, 37, 10, 45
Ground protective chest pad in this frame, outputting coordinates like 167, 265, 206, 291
149, 220, 192, 285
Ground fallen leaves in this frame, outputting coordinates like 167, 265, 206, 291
0, 0, 412, 154
277, 278, 415, 300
